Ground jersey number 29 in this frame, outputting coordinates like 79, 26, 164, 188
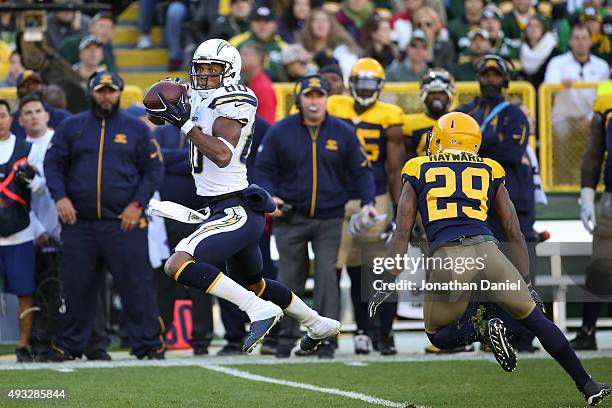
425, 167, 489, 222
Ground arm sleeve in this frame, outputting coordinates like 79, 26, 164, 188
543, 58, 561, 83
345, 128, 376, 206
481, 108, 528, 164
43, 121, 71, 201
131, 126, 164, 207
253, 126, 280, 196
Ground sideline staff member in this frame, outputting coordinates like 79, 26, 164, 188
44, 71, 164, 360
255, 74, 376, 359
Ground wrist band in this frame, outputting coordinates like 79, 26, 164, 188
181, 119, 195, 135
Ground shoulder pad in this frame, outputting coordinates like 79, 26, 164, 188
208, 85, 258, 110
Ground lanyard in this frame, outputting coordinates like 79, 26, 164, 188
480, 101, 510, 132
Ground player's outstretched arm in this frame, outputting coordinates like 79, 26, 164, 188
186, 116, 242, 168
493, 184, 529, 280
386, 125, 406, 204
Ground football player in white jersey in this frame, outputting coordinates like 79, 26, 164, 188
146, 39, 340, 353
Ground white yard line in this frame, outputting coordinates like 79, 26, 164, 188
198, 363, 412, 408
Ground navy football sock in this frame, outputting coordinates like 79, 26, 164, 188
427, 304, 479, 349
258, 278, 293, 309
582, 302, 601, 329
347, 266, 369, 332
174, 261, 221, 292
520, 307, 590, 388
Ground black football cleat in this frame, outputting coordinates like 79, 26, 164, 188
477, 318, 517, 372
580, 378, 611, 406
379, 334, 397, 356
15, 347, 33, 363
300, 335, 323, 352
570, 327, 597, 351
242, 312, 283, 353
85, 349, 112, 361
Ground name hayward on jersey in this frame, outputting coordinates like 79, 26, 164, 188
188, 84, 258, 196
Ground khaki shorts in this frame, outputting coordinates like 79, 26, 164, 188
336, 193, 392, 268
424, 241, 535, 333
593, 192, 612, 260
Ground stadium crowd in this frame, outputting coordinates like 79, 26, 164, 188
0, 0, 611, 363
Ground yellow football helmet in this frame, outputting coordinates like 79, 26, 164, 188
349, 58, 385, 107
426, 112, 482, 155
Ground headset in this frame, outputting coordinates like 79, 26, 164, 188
293, 74, 331, 111
476, 54, 515, 89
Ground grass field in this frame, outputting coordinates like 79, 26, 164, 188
1, 355, 611, 408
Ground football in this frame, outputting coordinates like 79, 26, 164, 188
143, 79, 188, 111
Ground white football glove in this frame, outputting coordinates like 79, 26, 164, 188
348, 204, 387, 237
579, 187, 596, 234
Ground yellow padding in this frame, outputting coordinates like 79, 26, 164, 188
286, 292, 295, 309
206, 272, 224, 294
256, 279, 267, 297
173, 260, 194, 281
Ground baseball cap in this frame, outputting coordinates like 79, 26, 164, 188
409, 30, 429, 46
16, 70, 42, 88
477, 55, 509, 76
79, 35, 103, 51
319, 64, 343, 78
482, 4, 503, 21
91, 12, 115, 25
281, 44, 311, 65
582, 7, 603, 22
297, 74, 330, 96
89, 70, 123, 91
468, 27, 490, 41
251, 6, 273, 21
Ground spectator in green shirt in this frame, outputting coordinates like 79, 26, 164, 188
481, 4, 521, 71
58, 12, 116, 73
386, 30, 430, 82
448, 0, 484, 55
452, 28, 493, 81
230, 6, 287, 81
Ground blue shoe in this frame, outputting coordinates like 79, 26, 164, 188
242, 308, 283, 353
580, 378, 611, 406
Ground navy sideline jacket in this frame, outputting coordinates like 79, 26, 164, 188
44, 109, 164, 220
254, 113, 376, 219
456, 96, 533, 215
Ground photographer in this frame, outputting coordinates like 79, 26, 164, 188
0, 98, 47, 362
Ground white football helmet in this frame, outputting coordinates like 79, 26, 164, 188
190, 39, 242, 98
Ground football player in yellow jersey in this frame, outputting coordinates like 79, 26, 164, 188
571, 92, 612, 351
327, 58, 405, 355
368, 112, 610, 406
403, 69, 455, 158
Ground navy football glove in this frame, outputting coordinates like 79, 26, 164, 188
368, 290, 392, 318
147, 91, 190, 129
